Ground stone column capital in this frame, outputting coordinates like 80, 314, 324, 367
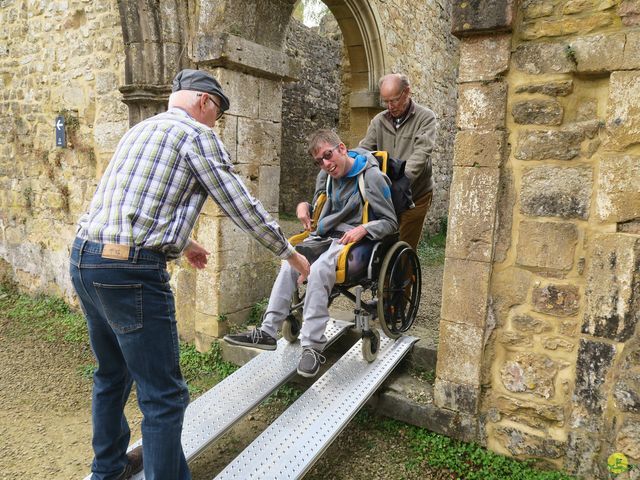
191, 33, 300, 82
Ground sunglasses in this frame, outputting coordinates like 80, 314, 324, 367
312, 144, 340, 167
197, 93, 224, 121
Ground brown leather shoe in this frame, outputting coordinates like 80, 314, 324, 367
114, 446, 143, 480
126, 446, 143, 476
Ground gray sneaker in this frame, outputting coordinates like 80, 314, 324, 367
297, 347, 326, 378
224, 329, 277, 351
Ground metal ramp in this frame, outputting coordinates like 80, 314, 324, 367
84, 319, 352, 480
214, 334, 418, 480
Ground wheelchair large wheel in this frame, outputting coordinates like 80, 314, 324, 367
377, 241, 421, 339
283, 289, 303, 342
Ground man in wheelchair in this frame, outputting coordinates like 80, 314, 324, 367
224, 129, 397, 377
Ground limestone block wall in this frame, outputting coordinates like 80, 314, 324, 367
0, 0, 127, 299
280, 18, 343, 214
439, 0, 640, 477
279, 1, 458, 230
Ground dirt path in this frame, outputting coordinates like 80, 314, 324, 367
0, 316, 448, 480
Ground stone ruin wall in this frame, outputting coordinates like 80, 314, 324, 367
437, 0, 640, 477
280, 18, 343, 215
0, 0, 455, 312
4, 0, 639, 476
0, 1, 128, 300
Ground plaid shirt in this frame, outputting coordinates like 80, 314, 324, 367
77, 107, 294, 260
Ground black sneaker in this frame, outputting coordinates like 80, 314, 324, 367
224, 329, 277, 351
297, 347, 326, 378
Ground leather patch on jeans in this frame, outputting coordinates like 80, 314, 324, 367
102, 244, 130, 260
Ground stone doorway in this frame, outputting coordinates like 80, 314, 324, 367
116, 0, 454, 367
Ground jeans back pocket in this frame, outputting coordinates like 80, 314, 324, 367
93, 282, 144, 334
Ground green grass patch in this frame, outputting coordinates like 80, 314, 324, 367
265, 384, 303, 407
409, 366, 436, 384
180, 341, 238, 395
278, 212, 299, 222
417, 217, 447, 267
405, 425, 575, 480
0, 282, 89, 345
248, 297, 269, 325
353, 410, 575, 480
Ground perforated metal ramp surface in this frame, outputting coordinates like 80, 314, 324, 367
84, 319, 352, 480
214, 334, 418, 480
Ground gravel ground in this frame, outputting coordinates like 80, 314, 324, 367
0, 307, 452, 480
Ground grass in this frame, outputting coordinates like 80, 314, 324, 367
417, 216, 447, 267
0, 282, 238, 395
248, 297, 269, 325
405, 425, 575, 480
0, 282, 89, 345
278, 211, 299, 222
354, 410, 575, 480
180, 341, 238, 395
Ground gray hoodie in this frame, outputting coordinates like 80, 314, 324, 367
312, 148, 397, 240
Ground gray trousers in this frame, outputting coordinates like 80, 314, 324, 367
261, 239, 344, 349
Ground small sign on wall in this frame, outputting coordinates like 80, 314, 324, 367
55, 115, 66, 147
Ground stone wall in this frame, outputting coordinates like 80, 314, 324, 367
280, 18, 343, 214
438, 0, 640, 477
0, 0, 127, 299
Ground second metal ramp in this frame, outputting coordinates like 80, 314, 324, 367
93, 319, 352, 480
214, 334, 418, 480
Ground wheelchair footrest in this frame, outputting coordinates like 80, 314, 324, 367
91, 319, 353, 480
214, 334, 418, 480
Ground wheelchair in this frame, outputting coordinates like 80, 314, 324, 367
282, 152, 422, 362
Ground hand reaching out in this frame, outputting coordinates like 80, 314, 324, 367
296, 202, 312, 231
184, 239, 210, 269
286, 251, 311, 284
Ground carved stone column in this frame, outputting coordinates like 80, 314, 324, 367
188, 33, 300, 350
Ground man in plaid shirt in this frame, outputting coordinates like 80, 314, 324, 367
70, 69, 310, 480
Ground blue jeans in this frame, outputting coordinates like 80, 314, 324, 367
69, 238, 191, 480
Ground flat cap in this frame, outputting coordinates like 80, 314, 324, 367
172, 69, 230, 112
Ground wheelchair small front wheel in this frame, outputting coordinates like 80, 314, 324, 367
282, 313, 301, 342
377, 241, 422, 339
284, 288, 304, 343
361, 329, 381, 363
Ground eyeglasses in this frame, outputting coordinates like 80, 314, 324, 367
197, 93, 224, 120
380, 88, 406, 106
312, 144, 340, 167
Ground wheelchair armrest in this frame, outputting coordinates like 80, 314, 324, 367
288, 230, 310, 247
335, 241, 357, 284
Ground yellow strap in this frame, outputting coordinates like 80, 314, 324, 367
372, 150, 388, 174
288, 192, 328, 246
335, 241, 355, 284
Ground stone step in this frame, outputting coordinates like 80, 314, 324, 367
375, 371, 476, 442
